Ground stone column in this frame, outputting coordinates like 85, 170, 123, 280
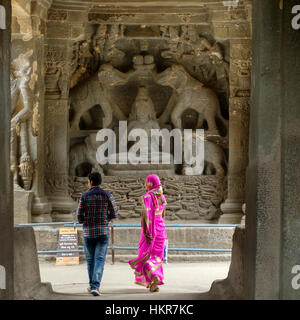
220, 40, 251, 224
30, 1, 53, 222
11, 0, 53, 223
0, 0, 14, 299
245, 0, 300, 299
43, 11, 89, 221
44, 41, 77, 221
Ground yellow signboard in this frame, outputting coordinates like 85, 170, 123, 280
56, 227, 79, 266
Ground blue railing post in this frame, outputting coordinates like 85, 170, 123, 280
164, 239, 169, 264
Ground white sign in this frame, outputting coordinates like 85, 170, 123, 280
0, 265, 5, 290
0, 5, 6, 30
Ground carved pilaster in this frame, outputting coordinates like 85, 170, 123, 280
220, 40, 251, 224
44, 99, 77, 221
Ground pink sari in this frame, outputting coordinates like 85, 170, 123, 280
128, 183, 167, 289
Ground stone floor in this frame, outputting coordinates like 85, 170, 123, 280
39, 261, 230, 300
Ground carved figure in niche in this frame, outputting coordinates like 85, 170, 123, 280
104, 25, 125, 62
10, 50, 35, 190
69, 133, 103, 176
128, 86, 160, 134
179, 25, 209, 57
181, 36, 213, 80
156, 64, 228, 136
127, 87, 161, 154
232, 59, 252, 97
182, 133, 227, 176
161, 26, 180, 59
69, 63, 129, 130
45, 48, 68, 98
208, 44, 230, 98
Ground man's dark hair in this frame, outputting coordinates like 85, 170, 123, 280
88, 172, 102, 186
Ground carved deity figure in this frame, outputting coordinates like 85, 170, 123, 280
127, 86, 161, 155
104, 25, 125, 62
10, 50, 35, 190
128, 86, 160, 133
208, 44, 230, 97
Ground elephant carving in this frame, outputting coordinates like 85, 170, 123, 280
69, 133, 103, 176
182, 133, 227, 176
69, 64, 128, 130
156, 64, 228, 135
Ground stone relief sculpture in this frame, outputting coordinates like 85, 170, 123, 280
156, 64, 228, 135
45, 47, 69, 99
67, 24, 230, 180
182, 133, 227, 177
69, 133, 103, 176
69, 64, 128, 130
62, 21, 236, 221
10, 50, 35, 190
127, 86, 161, 154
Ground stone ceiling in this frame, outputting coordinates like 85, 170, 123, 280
49, 0, 252, 16
45, 0, 252, 42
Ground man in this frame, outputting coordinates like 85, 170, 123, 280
76, 172, 118, 296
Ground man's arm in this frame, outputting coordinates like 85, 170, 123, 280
107, 194, 118, 221
76, 195, 86, 224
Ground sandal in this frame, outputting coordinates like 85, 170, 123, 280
149, 275, 160, 292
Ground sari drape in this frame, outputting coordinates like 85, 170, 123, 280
128, 191, 167, 288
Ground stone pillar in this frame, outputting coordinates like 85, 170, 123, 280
30, 0, 53, 222
245, 0, 300, 299
44, 98, 77, 221
220, 40, 251, 224
44, 42, 77, 221
0, 0, 14, 299
11, 0, 53, 223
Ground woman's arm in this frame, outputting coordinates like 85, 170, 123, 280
142, 216, 153, 244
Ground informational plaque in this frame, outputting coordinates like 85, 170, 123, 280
56, 227, 79, 266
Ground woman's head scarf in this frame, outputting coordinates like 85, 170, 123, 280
145, 174, 166, 209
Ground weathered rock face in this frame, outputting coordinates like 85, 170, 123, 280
206, 226, 245, 299
69, 175, 227, 221
14, 226, 53, 299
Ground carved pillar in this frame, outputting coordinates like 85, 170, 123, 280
220, 40, 251, 224
31, 2, 53, 222
11, 0, 53, 223
0, 0, 13, 299
44, 44, 77, 221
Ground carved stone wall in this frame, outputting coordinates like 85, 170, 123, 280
10, 0, 252, 222
69, 175, 227, 221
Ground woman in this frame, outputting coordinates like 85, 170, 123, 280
128, 174, 167, 292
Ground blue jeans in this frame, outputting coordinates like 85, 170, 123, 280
83, 235, 109, 290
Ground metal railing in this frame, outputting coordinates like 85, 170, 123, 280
18, 222, 237, 264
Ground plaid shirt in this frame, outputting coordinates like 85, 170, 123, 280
76, 186, 118, 238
